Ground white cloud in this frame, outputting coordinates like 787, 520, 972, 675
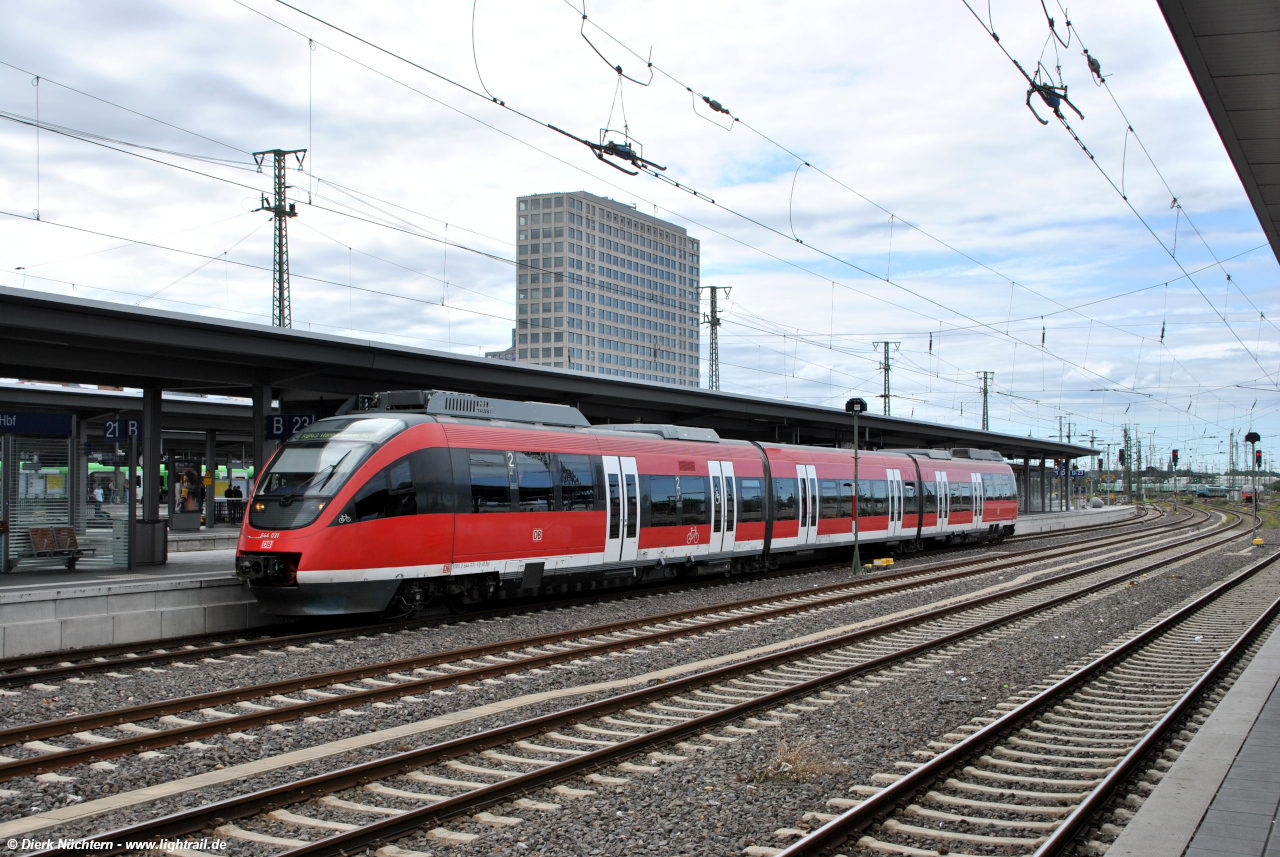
0, 0, 1275, 467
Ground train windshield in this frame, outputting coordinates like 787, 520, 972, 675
258, 418, 405, 500
249, 418, 404, 530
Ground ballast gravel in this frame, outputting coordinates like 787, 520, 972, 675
385, 526, 1270, 857
0, 511, 1221, 846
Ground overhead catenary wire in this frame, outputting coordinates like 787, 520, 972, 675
1, 5, 1260, 450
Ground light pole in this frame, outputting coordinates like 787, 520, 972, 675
846, 397, 868, 574
1246, 431, 1261, 544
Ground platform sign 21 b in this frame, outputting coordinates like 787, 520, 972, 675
267, 414, 317, 439
103, 419, 141, 440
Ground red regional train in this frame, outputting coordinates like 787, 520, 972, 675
236, 391, 1020, 617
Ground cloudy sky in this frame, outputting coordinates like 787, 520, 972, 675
1, 0, 1276, 470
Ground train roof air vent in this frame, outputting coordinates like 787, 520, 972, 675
888, 448, 954, 459
949, 448, 1004, 461
607, 424, 722, 443
355, 390, 590, 427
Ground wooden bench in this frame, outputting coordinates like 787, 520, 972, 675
21, 525, 96, 570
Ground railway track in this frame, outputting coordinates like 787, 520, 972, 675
0, 509, 1221, 781
0, 504, 1191, 687
770, 549, 1280, 857
21, 507, 1251, 855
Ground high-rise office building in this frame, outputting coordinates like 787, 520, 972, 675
510, 191, 702, 386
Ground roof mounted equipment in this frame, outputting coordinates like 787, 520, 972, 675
337, 390, 590, 428
606, 424, 722, 443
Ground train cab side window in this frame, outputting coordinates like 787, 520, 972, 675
351, 455, 416, 521
773, 477, 798, 521
469, 451, 512, 513
559, 454, 595, 511
903, 481, 918, 517
680, 475, 708, 525
647, 475, 678, 526
819, 480, 840, 519
738, 477, 764, 523
516, 452, 554, 513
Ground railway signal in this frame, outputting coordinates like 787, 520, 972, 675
845, 396, 868, 574
1246, 432, 1261, 545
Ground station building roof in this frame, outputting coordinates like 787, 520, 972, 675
0, 287, 1095, 461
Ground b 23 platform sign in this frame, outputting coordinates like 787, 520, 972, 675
266, 414, 318, 439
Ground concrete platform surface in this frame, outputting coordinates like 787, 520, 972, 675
1109, 620, 1280, 857
0, 550, 283, 658
1013, 504, 1137, 535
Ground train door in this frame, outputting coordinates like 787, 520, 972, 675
796, 464, 818, 546
936, 471, 950, 533
602, 456, 639, 563
886, 468, 904, 538
971, 472, 984, 528
707, 460, 738, 554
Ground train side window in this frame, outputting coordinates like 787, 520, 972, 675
1006, 474, 1018, 501
607, 473, 621, 538
871, 480, 888, 516
922, 480, 938, 514
711, 475, 723, 533
413, 448, 454, 514
559, 454, 595, 511
724, 473, 735, 531
516, 452, 554, 513
903, 481, 918, 517
773, 477, 798, 521
681, 475, 708, 525
646, 475, 677, 526
838, 480, 853, 518
625, 475, 638, 537
469, 451, 512, 513
819, 480, 840, 519
738, 477, 764, 523
857, 480, 872, 518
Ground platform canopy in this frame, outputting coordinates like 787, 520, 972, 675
1159, 0, 1280, 264
0, 286, 1095, 461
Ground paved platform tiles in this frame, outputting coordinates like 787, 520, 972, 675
0, 549, 283, 658
1110, 618, 1280, 857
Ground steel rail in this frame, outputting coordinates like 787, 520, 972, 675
32, 509, 1246, 856
0, 509, 1224, 779
0, 504, 1181, 680
0, 505, 1206, 691
773, 546, 1280, 857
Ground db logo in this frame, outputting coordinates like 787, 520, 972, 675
532, 529, 543, 542
686, 527, 700, 545
261, 540, 274, 549
442, 563, 452, 575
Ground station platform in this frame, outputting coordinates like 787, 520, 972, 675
1109, 618, 1280, 857
0, 550, 281, 658
1012, 504, 1138, 535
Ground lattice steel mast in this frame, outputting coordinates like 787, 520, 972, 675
253, 148, 306, 328
702, 285, 731, 390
